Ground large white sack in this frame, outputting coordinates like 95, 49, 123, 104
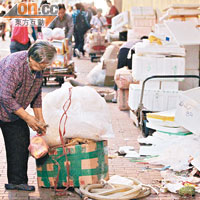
42, 28, 53, 41
42, 83, 114, 147
87, 63, 106, 86
52, 28, 65, 40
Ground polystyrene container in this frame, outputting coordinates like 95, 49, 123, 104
175, 87, 200, 134
132, 55, 185, 81
128, 84, 180, 112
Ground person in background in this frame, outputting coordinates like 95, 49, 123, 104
112, 36, 148, 103
105, 0, 119, 28
67, 5, 73, 16
48, 3, 74, 84
0, 10, 6, 41
0, 41, 56, 191
48, 3, 73, 56
7, 1, 12, 10
90, 8, 107, 33
40, 0, 50, 7
72, 3, 90, 58
83, 3, 93, 24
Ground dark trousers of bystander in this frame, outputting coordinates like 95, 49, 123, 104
0, 119, 30, 185
74, 32, 85, 56
10, 41, 31, 54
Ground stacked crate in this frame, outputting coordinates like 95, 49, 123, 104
128, 7, 156, 42
128, 39, 186, 112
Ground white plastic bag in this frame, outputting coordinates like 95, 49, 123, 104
42, 83, 114, 147
42, 27, 53, 41
52, 28, 65, 40
114, 67, 133, 89
87, 63, 106, 86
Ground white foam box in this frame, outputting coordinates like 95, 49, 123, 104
179, 69, 200, 91
141, 7, 155, 16
131, 7, 142, 16
132, 55, 185, 81
161, 81, 179, 91
135, 42, 186, 57
175, 87, 200, 134
185, 45, 199, 70
167, 8, 200, 16
130, 15, 156, 28
127, 27, 152, 40
128, 84, 180, 112
139, 80, 160, 90
111, 11, 129, 32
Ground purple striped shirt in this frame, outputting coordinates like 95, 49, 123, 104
0, 51, 43, 122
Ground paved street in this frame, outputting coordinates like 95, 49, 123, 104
0, 36, 199, 200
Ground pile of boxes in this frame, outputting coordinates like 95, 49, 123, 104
160, 4, 200, 23
128, 7, 156, 41
128, 38, 186, 112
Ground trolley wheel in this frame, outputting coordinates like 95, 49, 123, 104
58, 78, 64, 86
43, 77, 47, 86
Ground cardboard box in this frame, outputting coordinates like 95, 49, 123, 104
37, 141, 108, 188
118, 89, 129, 111
103, 59, 118, 86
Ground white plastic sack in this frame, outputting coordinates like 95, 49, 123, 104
87, 63, 106, 86
42, 83, 114, 147
42, 27, 53, 41
52, 28, 65, 40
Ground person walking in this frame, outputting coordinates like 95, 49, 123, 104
72, 3, 90, 58
0, 41, 56, 191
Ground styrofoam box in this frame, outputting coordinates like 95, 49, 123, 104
131, 7, 142, 16
132, 55, 185, 81
128, 84, 180, 112
130, 15, 156, 28
161, 81, 179, 91
127, 27, 152, 41
154, 24, 176, 43
111, 11, 129, 32
135, 42, 186, 57
142, 7, 155, 16
179, 69, 199, 91
131, 6, 154, 16
175, 87, 200, 134
167, 8, 200, 16
139, 80, 160, 90
185, 45, 199, 70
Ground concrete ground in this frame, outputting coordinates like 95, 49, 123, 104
0, 35, 199, 200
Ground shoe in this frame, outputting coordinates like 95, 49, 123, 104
75, 48, 80, 58
5, 183, 35, 191
111, 98, 117, 103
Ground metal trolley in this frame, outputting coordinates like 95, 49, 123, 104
135, 75, 200, 137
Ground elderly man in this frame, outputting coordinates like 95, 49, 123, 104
90, 8, 107, 33
0, 41, 56, 191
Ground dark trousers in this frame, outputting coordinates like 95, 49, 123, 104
74, 32, 85, 55
0, 119, 30, 184
114, 48, 133, 91
10, 41, 31, 54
